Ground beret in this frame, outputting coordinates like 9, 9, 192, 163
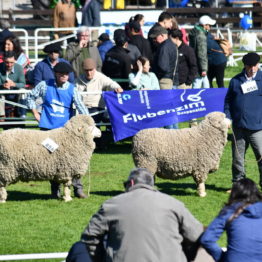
54, 62, 73, 73
242, 52, 260, 66
43, 43, 62, 53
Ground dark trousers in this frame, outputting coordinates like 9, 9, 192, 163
208, 62, 227, 88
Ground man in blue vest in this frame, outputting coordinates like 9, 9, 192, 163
27, 62, 89, 199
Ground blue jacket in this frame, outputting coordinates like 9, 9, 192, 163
200, 202, 262, 262
207, 33, 227, 66
224, 69, 262, 130
33, 58, 75, 86
98, 40, 113, 62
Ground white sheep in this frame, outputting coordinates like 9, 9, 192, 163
0, 115, 101, 203
132, 112, 228, 197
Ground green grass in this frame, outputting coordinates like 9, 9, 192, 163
1, 62, 259, 260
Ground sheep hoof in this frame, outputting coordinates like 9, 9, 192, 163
198, 191, 207, 197
63, 196, 73, 202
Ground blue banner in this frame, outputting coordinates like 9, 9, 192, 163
103, 88, 228, 142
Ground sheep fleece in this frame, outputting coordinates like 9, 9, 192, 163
0, 115, 96, 186
132, 112, 228, 184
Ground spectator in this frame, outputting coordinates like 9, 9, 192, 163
0, 29, 14, 51
128, 21, 153, 63
76, 58, 123, 123
0, 51, 25, 127
53, 0, 77, 43
125, 13, 144, 39
148, 11, 173, 54
74, 168, 203, 262
129, 56, 160, 90
97, 33, 113, 62
189, 15, 215, 89
207, 31, 227, 88
81, 0, 101, 27
34, 42, 74, 86
171, 29, 197, 89
224, 52, 262, 190
152, 28, 179, 90
102, 29, 132, 90
201, 178, 262, 262
26, 62, 89, 199
64, 26, 102, 78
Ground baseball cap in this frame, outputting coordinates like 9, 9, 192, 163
242, 52, 260, 66
83, 58, 96, 70
98, 33, 109, 42
199, 15, 216, 26
54, 62, 73, 74
149, 26, 168, 38
43, 43, 62, 53
113, 29, 128, 45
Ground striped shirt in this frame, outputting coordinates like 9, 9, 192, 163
26, 80, 89, 115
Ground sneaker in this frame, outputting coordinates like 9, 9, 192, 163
226, 189, 232, 194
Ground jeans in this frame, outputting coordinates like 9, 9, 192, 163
192, 76, 210, 89
232, 127, 262, 187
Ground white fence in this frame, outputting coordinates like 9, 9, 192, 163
0, 252, 67, 261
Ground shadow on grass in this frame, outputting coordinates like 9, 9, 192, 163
94, 140, 132, 154
156, 182, 229, 196
91, 190, 123, 197
6, 190, 51, 201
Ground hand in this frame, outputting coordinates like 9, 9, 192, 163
137, 60, 143, 72
3, 80, 14, 89
201, 71, 207, 77
33, 111, 41, 122
114, 87, 123, 93
79, 40, 87, 48
224, 118, 231, 129
54, 33, 59, 40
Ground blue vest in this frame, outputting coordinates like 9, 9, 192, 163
39, 80, 74, 129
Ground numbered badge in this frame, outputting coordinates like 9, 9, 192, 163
42, 138, 59, 153
241, 80, 258, 94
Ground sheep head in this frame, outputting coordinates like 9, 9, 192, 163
204, 112, 228, 130
64, 115, 101, 139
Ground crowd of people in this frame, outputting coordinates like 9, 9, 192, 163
1, 8, 262, 261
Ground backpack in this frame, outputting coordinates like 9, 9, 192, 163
216, 38, 233, 57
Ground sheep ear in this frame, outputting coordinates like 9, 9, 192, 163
78, 126, 83, 132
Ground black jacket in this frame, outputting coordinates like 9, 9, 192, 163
178, 42, 198, 85
152, 38, 179, 85
129, 35, 153, 63
102, 46, 131, 90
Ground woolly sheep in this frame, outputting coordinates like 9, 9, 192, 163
0, 115, 101, 203
132, 112, 228, 197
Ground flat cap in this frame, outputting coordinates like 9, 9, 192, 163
98, 33, 110, 42
43, 43, 62, 53
242, 52, 260, 66
54, 62, 73, 73
149, 26, 168, 38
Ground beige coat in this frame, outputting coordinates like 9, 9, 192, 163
76, 71, 121, 108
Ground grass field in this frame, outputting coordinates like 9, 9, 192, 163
0, 60, 260, 261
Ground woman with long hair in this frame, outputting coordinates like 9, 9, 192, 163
201, 178, 262, 262
0, 35, 30, 69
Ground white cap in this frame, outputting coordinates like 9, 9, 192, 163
199, 15, 216, 26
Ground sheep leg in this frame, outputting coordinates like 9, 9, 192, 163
197, 182, 206, 197
63, 182, 73, 202
0, 187, 7, 203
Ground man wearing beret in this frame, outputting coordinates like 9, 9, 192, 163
27, 62, 89, 199
224, 52, 262, 189
33, 43, 74, 86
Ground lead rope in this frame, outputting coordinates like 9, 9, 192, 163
87, 162, 91, 197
